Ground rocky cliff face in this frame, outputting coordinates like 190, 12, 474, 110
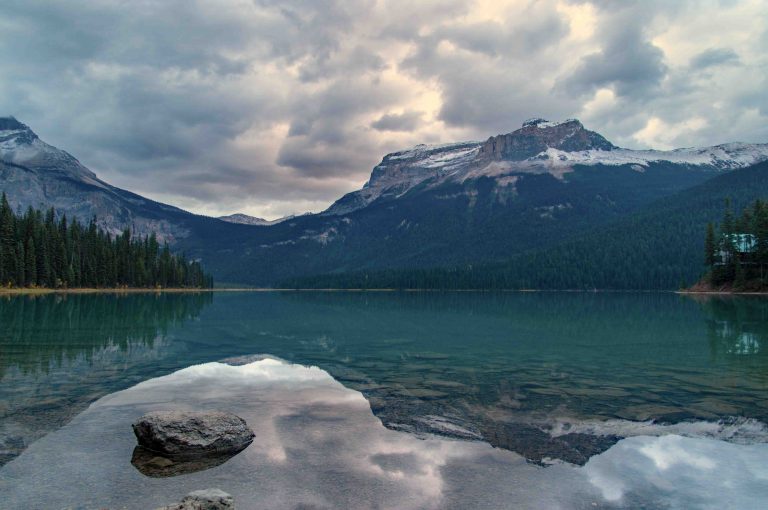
477, 118, 615, 161
0, 117, 198, 242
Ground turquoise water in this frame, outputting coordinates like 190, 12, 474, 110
1, 292, 767, 508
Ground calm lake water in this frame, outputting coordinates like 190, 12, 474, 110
1, 291, 767, 509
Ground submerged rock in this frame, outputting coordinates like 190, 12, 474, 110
0, 435, 25, 467
132, 411, 254, 456
131, 445, 247, 478
156, 488, 234, 510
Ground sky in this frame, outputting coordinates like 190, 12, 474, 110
1, 0, 767, 219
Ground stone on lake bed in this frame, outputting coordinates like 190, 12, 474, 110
156, 488, 234, 510
132, 411, 255, 456
131, 445, 247, 478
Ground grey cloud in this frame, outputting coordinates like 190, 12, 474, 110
1, 1, 259, 74
371, 111, 424, 132
560, 19, 667, 99
298, 46, 386, 83
277, 116, 383, 180
435, 67, 575, 134
1, 0, 767, 217
375, 0, 472, 41
690, 48, 740, 70
253, 0, 380, 83
434, 7, 568, 58
399, 11, 576, 134
276, 77, 407, 177
0, 0, 389, 215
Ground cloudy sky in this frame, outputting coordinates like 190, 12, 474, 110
2, 0, 767, 219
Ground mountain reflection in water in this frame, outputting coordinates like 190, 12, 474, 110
1, 291, 767, 468
2, 357, 766, 510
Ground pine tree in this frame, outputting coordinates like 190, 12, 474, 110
25, 236, 37, 286
0, 193, 16, 284
704, 222, 717, 268
15, 241, 25, 285
734, 257, 746, 290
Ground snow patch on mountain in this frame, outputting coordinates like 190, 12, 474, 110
218, 213, 294, 226
522, 118, 579, 129
1, 119, 107, 190
324, 141, 481, 215
324, 119, 768, 216
385, 141, 482, 164
536, 142, 768, 170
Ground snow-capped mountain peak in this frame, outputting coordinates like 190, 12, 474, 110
218, 213, 270, 225
0, 116, 104, 187
218, 213, 294, 226
522, 117, 580, 129
324, 118, 768, 216
0, 117, 39, 146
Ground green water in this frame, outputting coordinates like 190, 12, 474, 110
1, 291, 767, 465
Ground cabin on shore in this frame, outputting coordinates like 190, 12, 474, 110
716, 233, 757, 265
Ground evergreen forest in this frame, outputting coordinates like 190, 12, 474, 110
0, 193, 213, 289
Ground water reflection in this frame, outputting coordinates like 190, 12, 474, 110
2, 291, 768, 467
216, 292, 768, 454
130, 445, 249, 478
0, 293, 212, 376
698, 296, 768, 357
2, 358, 766, 510
0, 293, 213, 465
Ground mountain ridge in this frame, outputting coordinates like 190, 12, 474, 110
4, 116, 768, 286
323, 119, 768, 216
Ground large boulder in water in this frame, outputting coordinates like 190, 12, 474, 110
156, 488, 234, 510
132, 411, 254, 456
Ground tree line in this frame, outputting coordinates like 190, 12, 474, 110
703, 198, 768, 290
0, 193, 213, 289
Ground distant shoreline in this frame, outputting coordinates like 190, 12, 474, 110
676, 290, 768, 296
2, 287, 767, 296
0, 287, 222, 295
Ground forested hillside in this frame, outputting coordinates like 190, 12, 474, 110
0, 193, 213, 289
285, 161, 768, 290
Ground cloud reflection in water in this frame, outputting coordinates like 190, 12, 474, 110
0, 357, 766, 510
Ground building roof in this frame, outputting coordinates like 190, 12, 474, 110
725, 233, 757, 253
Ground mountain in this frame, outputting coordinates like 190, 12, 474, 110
287, 161, 768, 289
0, 117, 230, 243
4, 115, 768, 286
179, 119, 768, 285
219, 213, 269, 225
218, 213, 294, 226
324, 118, 767, 216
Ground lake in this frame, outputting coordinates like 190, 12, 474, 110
1, 291, 767, 508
